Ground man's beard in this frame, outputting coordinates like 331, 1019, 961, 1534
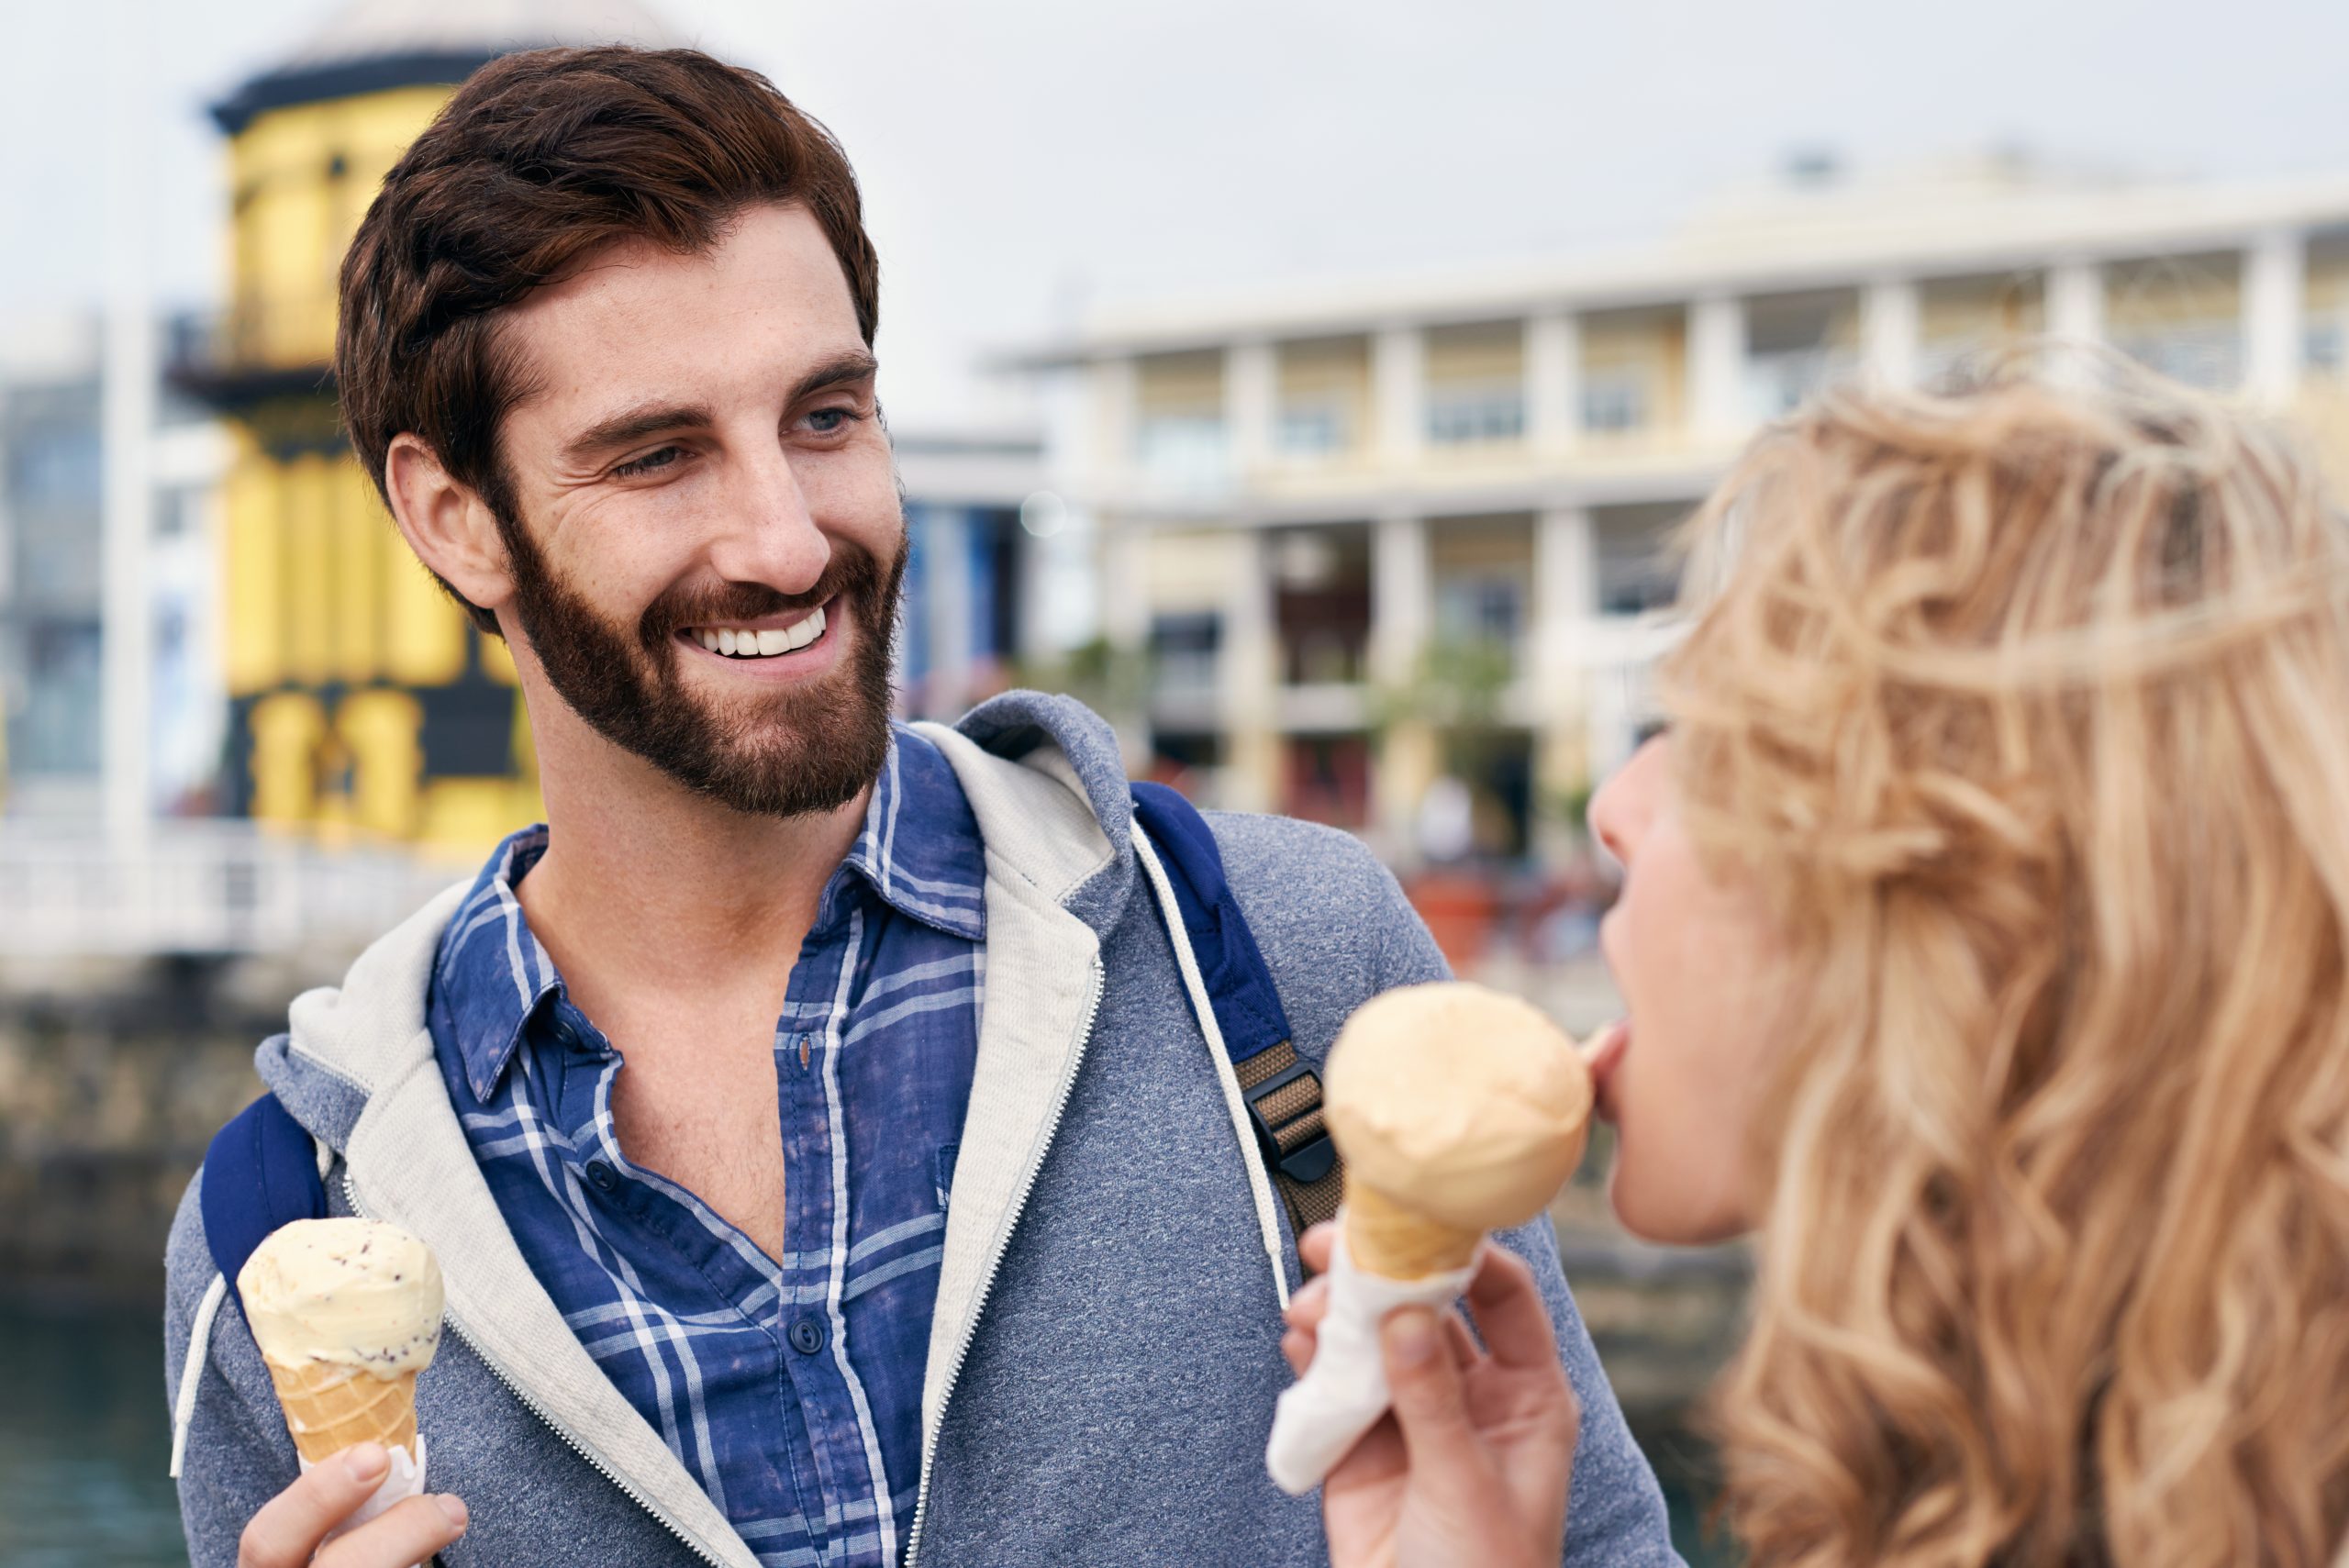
499, 512, 908, 819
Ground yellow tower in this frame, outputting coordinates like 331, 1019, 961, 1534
176, 1, 668, 855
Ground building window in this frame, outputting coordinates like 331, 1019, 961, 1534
1148, 611, 1221, 698
1426, 385, 1525, 445
1136, 414, 1228, 488
2112, 326, 2243, 392
1434, 574, 1525, 662
2308, 319, 2347, 377
1580, 370, 1649, 432
1275, 402, 1352, 456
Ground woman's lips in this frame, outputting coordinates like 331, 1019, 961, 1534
1582, 1019, 1630, 1123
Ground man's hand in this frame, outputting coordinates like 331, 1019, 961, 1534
1280, 1225, 1579, 1568
237, 1442, 468, 1567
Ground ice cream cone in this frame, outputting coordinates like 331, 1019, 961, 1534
1322, 982, 1595, 1279
1342, 1179, 1481, 1280
262, 1357, 419, 1463
237, 1217, 444, 1466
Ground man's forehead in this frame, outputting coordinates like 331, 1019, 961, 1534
495, 204, 869, 427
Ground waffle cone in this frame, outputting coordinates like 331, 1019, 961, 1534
263, 1356, 418, 1463
1344, 1178, 1481, 1280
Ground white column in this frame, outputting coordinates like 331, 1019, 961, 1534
1533, 506, 1597, 687
2243, 228, 2308, 406
1099, 514, 1150, 653
1532, 505, 1598, 862
102, 0, 154, 850
1525, 310, 1582, 455
1227, 339, 1277, 474
1371, 510, 1431, 688
2047, 258, 2105, 346
1219, 528, 1278, 815
1861, 278, 1921, 388
1687, 293, 1747, 442
1373, 324, 1426, 467
921, 506, 973, 718
1098, 513, 1152, 768
1090, 356, 1139, 491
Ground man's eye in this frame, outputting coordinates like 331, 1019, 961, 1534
612, 446, 685, 478
805, 407, 863, 435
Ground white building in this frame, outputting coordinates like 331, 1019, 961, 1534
1020, 157, 2349, 869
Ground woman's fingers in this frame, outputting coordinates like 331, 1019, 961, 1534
313, 1494, 468, 1568
1379, 1308, 1510, 1509
1442, 1308, 1483, 1370
1299, 1222, 1337, 1275
1464, 1245, 1566, 1373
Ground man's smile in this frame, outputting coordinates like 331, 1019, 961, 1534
677, 600, 834, 662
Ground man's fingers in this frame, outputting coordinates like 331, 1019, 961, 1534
1464, 1245, 1566, 1373
313, 1494, 468, 1568
1280, 1325, 1317, 1376
238, 1444, 393, 1567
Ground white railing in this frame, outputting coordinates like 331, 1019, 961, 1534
0, 820, 468, 958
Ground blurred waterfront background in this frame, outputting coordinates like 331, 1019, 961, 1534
9, 0, 2349, 1562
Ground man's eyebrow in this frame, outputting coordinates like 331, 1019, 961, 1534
790, 350, 879, 402
562, 401, 715, 463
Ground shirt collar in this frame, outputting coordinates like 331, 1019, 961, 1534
829, 724, 988, 942
431, 725, 986, 1103
432, 824, 566, 1104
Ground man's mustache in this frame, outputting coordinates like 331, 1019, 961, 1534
634, 547, 886, 649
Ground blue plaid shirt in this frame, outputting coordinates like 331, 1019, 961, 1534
427, 725, 985, 1568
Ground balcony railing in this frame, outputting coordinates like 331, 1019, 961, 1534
0, 821, 463, 958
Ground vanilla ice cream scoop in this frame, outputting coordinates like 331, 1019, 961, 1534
1324, 982, 1594, 1277
239, 1217, 444, 1375
237, 1217, 443, 1472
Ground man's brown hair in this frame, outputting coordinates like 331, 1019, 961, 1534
335, 45, 881, 634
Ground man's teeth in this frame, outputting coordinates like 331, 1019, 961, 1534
696, 606, 826, 658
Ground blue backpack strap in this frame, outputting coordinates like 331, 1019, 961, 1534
199, 1091, 328, 1314
1131, 783, 1343, 1241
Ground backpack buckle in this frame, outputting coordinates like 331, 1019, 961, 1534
1242, 1053, 1340, 1186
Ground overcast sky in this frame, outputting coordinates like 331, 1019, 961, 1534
8, 0, 2349, 427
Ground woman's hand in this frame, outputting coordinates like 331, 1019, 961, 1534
1281, 1225, 1578, 1568
237, 1442, 467, 1567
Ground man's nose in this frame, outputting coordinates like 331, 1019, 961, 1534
705, 447, 829, 595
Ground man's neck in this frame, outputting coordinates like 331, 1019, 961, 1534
516, 723, 873, 1006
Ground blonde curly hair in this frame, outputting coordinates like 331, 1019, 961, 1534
1659, 354, 2349, 1567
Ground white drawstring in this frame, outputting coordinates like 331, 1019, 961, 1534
1131, 823, 1293, 1310
170, 1272, 229, 1479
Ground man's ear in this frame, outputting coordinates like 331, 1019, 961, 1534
384, 434, 518, 617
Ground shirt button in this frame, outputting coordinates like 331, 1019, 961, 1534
788, 1317, 827, 1355
585, 1161, 618, 1193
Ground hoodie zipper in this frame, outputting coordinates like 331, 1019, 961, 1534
901, 955, 1105, 1568
342, 1172, 727, 1568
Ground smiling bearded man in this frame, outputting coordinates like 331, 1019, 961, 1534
161, 44, 1680, 1568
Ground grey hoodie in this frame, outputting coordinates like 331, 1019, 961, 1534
164, 692, 1681, 1567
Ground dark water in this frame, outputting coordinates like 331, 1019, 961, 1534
0, 1300, 1731, 1567
0, 1302, 189, 1568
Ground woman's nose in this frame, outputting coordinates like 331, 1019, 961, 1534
1589, 735, 1664, 867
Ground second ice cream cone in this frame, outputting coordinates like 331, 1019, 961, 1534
1342, 1179, 1481, 1280
262, 1358, 419, 1462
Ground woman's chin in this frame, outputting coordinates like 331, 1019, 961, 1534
1606, 1162, 1751, 1248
